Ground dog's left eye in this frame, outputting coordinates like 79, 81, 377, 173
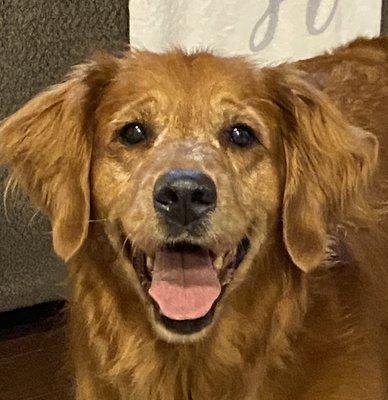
228, 124, 258, 147
117, 122, 147, 145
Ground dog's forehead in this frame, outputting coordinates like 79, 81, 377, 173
112, 51, 262, 106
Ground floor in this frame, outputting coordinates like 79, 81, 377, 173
0, 302, 73, 400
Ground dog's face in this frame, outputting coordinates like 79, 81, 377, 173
91, 53, 282, 339
0, 51, 377, 342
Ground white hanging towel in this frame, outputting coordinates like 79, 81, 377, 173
129, 0, 382, 63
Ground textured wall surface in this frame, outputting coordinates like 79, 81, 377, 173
383, 0, 388, 34
0, 0, 128, 311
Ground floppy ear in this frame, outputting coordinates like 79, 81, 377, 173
0, 53, 119, 261
273, 68, 378, 272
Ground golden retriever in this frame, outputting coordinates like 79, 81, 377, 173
1, 37, 388, 399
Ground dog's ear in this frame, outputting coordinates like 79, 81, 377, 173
0, 53, 120, 261
272, 67, 378, 272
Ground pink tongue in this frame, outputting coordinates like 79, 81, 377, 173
148, 247, 221, 320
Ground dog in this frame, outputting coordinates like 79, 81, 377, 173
1, 37, 388, 399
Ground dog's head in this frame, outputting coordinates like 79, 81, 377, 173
0, 50, 378, 341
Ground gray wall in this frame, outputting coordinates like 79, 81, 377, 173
0, 0, 129, 311
1, 0, 128, 118
383, 0, 388, 34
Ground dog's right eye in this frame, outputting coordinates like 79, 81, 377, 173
227, 124, 259, 148
117, 122, 147, 145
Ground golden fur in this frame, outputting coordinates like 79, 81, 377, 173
1, 37, 388, 399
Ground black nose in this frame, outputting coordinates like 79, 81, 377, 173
153, 169, 217, 229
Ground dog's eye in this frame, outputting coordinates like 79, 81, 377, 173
228, 124, 258, 147
117, 122, 147, 145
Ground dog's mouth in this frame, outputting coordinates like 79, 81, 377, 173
126, 237, 250, 335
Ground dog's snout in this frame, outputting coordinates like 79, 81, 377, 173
153, 169, 217, 228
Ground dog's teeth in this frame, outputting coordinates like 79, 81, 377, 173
224, 250, 234, 265
147, 256, 154, 270
225, 269, 234, 284
214, 256, 223, 270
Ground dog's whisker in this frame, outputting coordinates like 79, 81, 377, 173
3, 175, 19, 223
121, 233, 131, 257
27, 210, 41, 227
88, 218, 108, 223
